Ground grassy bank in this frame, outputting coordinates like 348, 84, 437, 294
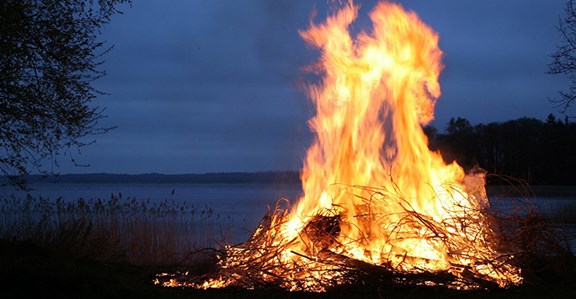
1, 192, 575, 298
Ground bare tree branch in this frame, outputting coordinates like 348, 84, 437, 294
549, 0, 576, 116
0, 0, 130, 189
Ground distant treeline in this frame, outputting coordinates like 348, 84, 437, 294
4, 115, 574, 186
16, 171, 301, 185
426, 115, 576, 185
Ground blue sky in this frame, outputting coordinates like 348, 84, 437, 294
62, 0, 568, 174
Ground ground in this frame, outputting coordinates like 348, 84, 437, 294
1, 238, 575, 299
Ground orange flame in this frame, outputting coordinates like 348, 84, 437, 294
282, 0, 520, 288
167, 1, 522, 291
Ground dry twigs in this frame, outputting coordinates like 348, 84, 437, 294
156, 184, 573, 292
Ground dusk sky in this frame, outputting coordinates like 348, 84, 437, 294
62, 0, 568, 174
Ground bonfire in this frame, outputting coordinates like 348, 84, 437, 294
155, 1, 565, 291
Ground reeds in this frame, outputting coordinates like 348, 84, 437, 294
0, 193, 230, 266
483, 182, 576, 286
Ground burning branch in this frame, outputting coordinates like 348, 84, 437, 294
157, 184, 528, 291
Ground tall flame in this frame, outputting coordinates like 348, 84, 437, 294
294, 0, 462, 236
285, 0, 501, 274
161, 1, 522, 291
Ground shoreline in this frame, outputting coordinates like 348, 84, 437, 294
487, 185, 576, 197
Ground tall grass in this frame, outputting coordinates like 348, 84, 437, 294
0, 193, 232, 266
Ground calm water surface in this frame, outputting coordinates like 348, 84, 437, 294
2, 182, 574, 250
2, 182, 303, 242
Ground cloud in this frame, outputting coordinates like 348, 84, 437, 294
67, 0, 570, 174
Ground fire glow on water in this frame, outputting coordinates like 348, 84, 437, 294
159, 1, 523, 291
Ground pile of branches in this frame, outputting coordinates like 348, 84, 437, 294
155, 185, 574, 292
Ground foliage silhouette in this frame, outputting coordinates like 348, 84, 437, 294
0, 0, 131, 188
428, 115, 576, 185
549, 0, 576, 115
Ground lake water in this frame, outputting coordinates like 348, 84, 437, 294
2, 182, 575, 251
1, 182, 304, 243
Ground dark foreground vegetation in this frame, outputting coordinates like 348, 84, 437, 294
1, 193, 575, 298
1, 238, 575, 299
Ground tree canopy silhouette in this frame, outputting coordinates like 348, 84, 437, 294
0, 0, 130, 187
549, 0, 576, 115
427, 115, 576, 185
